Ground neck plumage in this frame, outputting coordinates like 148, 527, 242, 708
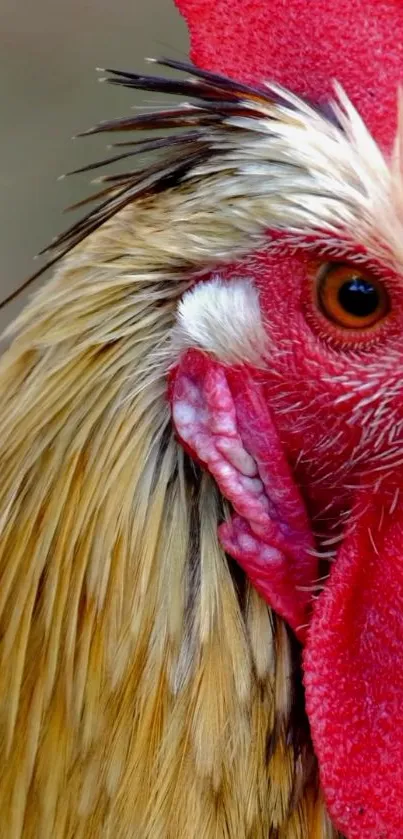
0, 188, 340, 838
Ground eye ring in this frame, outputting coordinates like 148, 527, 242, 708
317, 263, 390, 330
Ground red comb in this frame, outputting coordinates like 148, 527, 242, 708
175, 0, 403, 151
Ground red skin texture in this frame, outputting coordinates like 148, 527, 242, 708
305, 493, 403, 838
171, 1, 403, 835
175, 0, 403, 152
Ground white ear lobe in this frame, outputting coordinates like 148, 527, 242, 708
172, 277, 268, 366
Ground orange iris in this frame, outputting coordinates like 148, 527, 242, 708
317, 264, 390, 330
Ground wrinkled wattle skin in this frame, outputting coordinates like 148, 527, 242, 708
170, 240, 403, 837
170, 345, 316, 641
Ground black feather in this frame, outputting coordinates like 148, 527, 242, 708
0, 59, 281, 311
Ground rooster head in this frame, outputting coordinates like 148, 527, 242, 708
166, 1, 403, 837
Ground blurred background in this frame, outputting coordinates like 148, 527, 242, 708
0, 0, 188, 331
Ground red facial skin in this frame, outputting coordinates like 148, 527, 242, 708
170, 244, 403, 839
171, 0, 403, 834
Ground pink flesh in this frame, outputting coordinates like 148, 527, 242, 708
175, 0, 403, 151
170, 349, 316, 641
304, 491, 403, 838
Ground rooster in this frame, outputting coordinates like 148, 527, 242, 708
1, 0, 403, 837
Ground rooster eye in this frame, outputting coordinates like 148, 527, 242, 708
317, 264, 390, 329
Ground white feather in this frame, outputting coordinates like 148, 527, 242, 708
171, 277, 268, 366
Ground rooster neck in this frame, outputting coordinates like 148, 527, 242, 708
0, 212, 345, 838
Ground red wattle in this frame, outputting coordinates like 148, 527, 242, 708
175, 0, 403, 152
304, 491, 403, 838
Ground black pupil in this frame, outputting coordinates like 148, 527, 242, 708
337, 277, 379, 318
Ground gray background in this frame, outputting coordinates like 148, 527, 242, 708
0, 0, 188, 330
